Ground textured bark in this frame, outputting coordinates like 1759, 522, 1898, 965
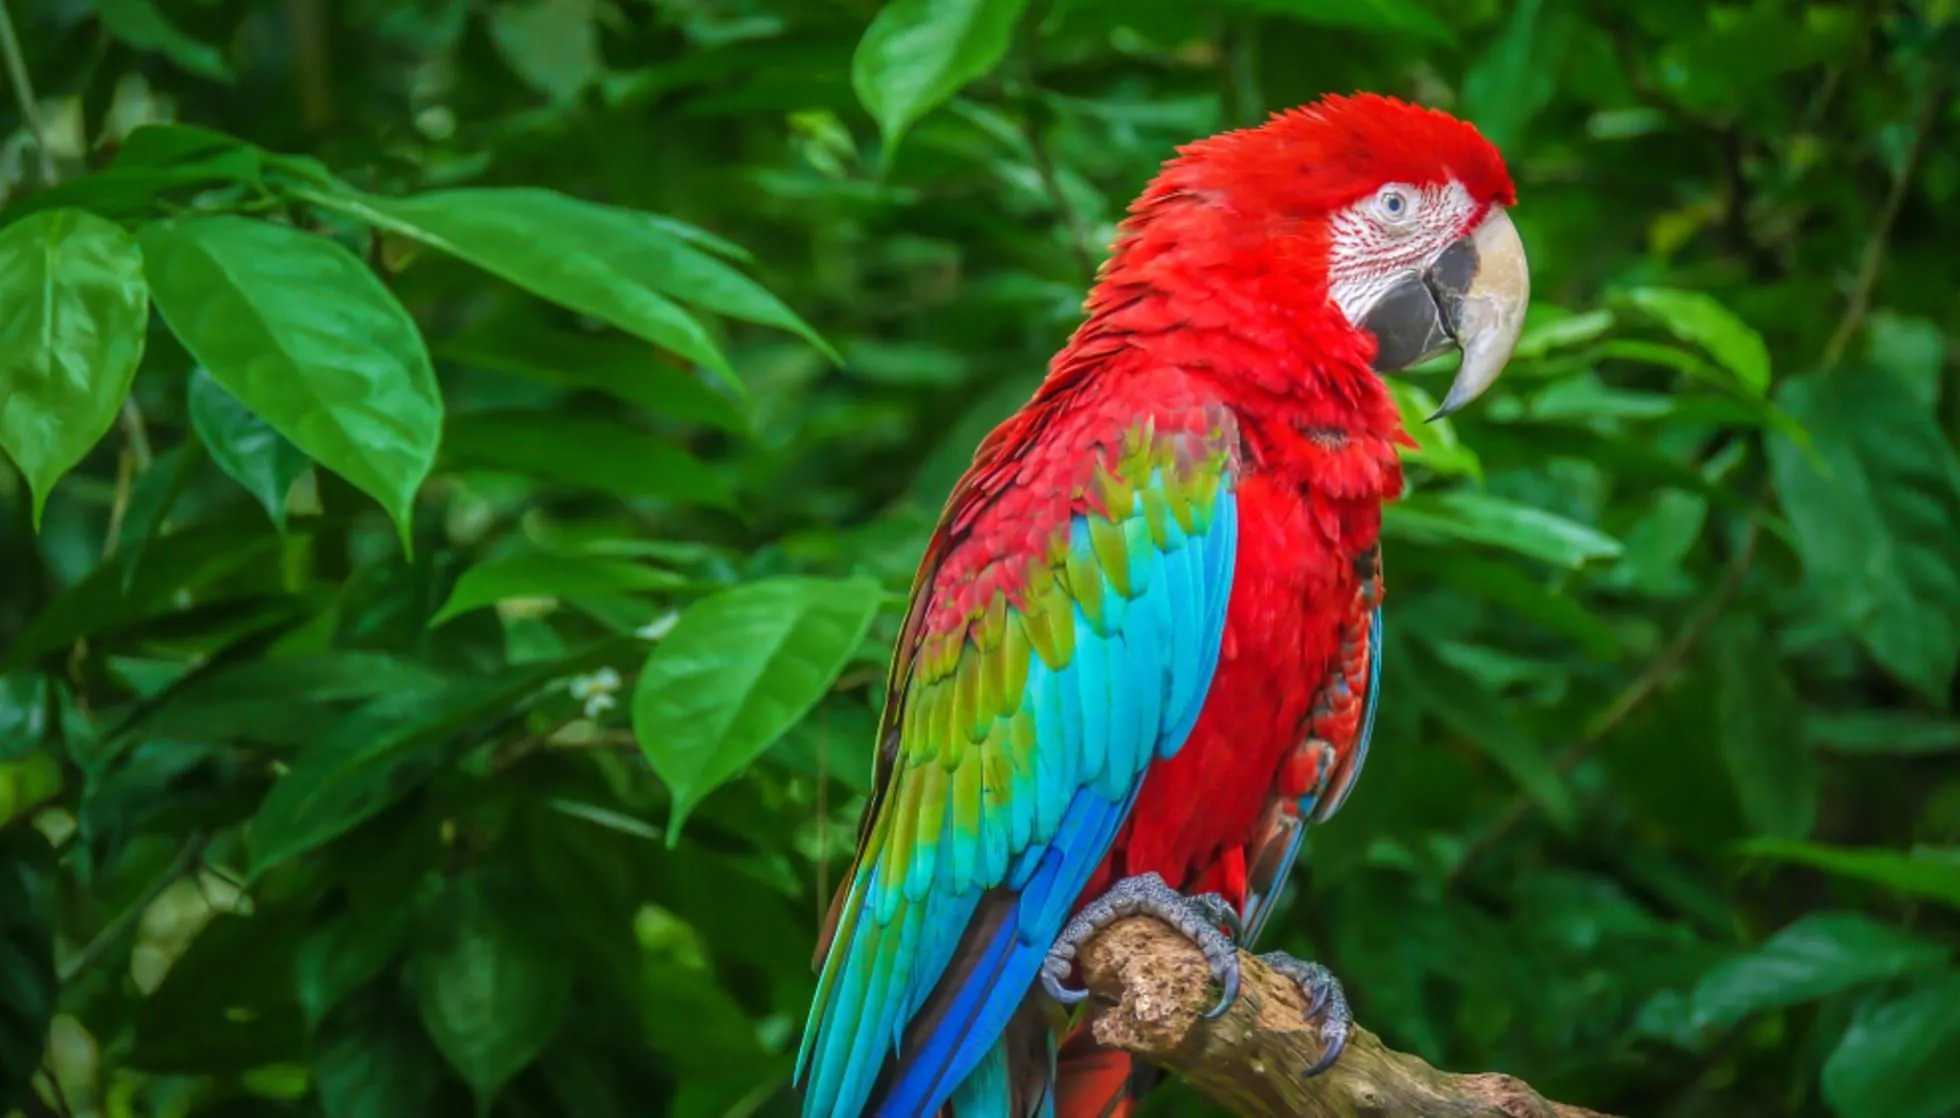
1078, 918, 1618, 1118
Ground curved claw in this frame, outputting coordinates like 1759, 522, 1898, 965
1257, 950, 1352, 1078
1202, 952, 1242, 1019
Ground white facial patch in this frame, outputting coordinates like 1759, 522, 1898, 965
1326, 179, 1478, 328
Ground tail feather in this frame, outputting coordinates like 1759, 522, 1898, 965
1051, 1044, 1141, 1118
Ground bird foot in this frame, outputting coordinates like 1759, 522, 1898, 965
1040, 872, 1243, 1018
1256, 951, 1352, 1076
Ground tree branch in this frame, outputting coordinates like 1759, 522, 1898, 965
1079, 917, 1616, 1118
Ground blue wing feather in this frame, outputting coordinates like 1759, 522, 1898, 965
798, 443, 1239, 1118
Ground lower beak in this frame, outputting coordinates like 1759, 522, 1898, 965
1359, 206, 1530, 419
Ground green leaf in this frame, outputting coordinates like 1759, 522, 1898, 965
313, 991, 445, 1118
1385, 490, 1621, 568
1712, 620, 1817, 839
1687, 911, 1949, 1035
443, 412, 733, 509
1216, 0, 1454, 43
1807, 710, 1960, 756
1741, 840, 1960, 911
0, 674, 49, 762
0, 828, 56, 1116
90, 0, 235, 82
188, 366, 312, 530
297, 902, 413, 1028
408, 868, 572, 1105
1387, 381, 1482, 480
114, 439, 203, 591
1396, 550, 1618, 659
434, 552, 683, 626
141, 216, 440, 548
633, 576, 883, 839
487, 0, 600, 104
246, 643, 628, 876
1823, 970, 1960, 1118
309, 186, 836, 385
1769, 370, 1960, 701
1461, 0, 1567, 151
851, 0, 1031, 152
1864, 311, 1946, 409
0, 208, 149, 526
1621, 287, 1771, 396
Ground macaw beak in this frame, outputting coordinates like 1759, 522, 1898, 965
1359, 206, 1530, 419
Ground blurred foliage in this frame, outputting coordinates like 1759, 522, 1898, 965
2, 0, 1960, 1116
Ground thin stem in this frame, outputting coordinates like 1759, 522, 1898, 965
0, 0, 54, 185
1819, 68, 1947, 371
59, 831, 208, 985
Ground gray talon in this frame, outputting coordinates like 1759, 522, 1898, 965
1041, 873, 1245, 1017
1257, 951, 1351, 1076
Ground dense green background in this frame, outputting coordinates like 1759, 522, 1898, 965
3, 0, 1959, 1115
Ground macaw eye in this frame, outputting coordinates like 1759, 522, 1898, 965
1375, 185, 1416, 223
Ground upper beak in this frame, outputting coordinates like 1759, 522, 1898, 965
1358, 206, 1530, 420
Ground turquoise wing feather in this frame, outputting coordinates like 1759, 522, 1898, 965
797, 410, 1240, 1118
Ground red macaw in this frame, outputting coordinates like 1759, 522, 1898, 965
798, 92, 1528, 1118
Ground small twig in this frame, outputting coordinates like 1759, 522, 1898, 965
0, 0, 54, 185
1818, 67, 1947, 371
59, 831, 208, 985
1079, 917, 1615, 1117
1450, 513, 1763, 886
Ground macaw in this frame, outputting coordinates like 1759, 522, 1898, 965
798, 92, 1528, 1118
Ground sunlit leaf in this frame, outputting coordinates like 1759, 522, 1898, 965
633, 576, 883, 839
852, 0, 1030, 152
142, 216, 440, 548
1621, 287, 1771, 396
1386, 490, 1621, 568
0, 209, 148, 526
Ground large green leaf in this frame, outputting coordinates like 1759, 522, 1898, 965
1823, 970, 1960, 1118
1621, 287, 1771, 396
1409, 644, 1576, 829
1385, 490, 1621, 569
187, 366, 312, 530
633, 576, 883, 838
0, 829, 56, 1116
310, 187, 835, 385
1741, 841, 1960, 911
408, 869, 572, 1104
0, 208, 149, 526
141, 216, 440, 546
442, 412, 733, 509
1769, 370, 1960, 701
1712, 620, 1817, 839
851, 0, 1030, 151
1687, 911, 1949, 1035
296, 902, 413, 1028
1386, 381, 1481, 479
433, 551, 683, 626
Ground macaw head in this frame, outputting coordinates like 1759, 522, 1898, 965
1119, 93, 1529, 418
